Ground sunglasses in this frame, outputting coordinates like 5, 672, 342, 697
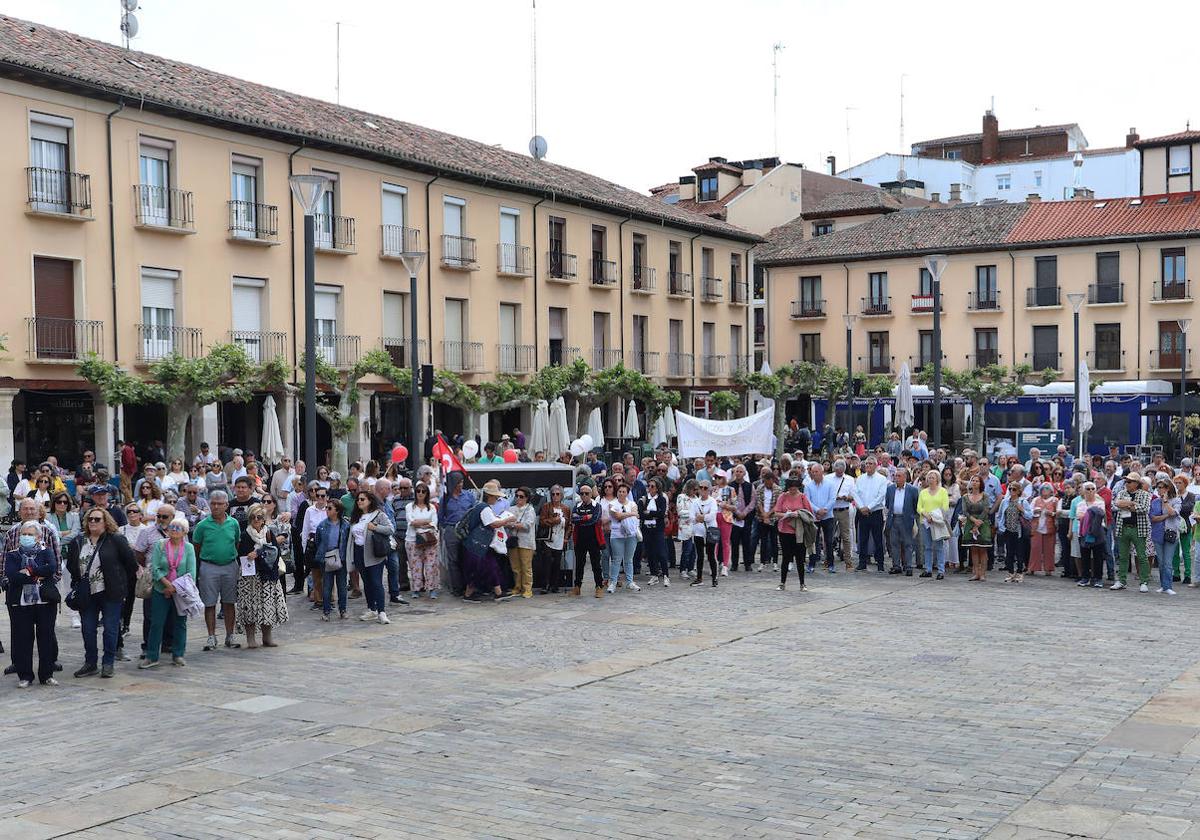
156, 513, 172, 520
87, 516, 104, 523
55, 499, 68, 505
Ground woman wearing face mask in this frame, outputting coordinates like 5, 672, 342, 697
5, 522, 60, 687
139, 516, 195, 668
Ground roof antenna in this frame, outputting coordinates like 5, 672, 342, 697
898, 74, 907, 182
119, 0, 139, 49
772, 42, 785, 158
845, 106, 857, 166
528, 1, 547, 160
335, 22, 341, 105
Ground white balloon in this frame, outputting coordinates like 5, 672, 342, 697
461, 439, 479, 459
569, 440, 585, 457
579, 434, 594, 451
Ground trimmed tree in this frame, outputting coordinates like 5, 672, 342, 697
530, 359, 678, 439
855, 373, 895, 447
738, 361, 822, 456
303, 348, 401, 476
916, 363, 1022, 454
710, 390, 740, 420
78, 343, 289, 462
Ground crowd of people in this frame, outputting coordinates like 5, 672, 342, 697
3, 426, 1197, 689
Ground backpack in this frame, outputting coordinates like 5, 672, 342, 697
455, 502, 487, 542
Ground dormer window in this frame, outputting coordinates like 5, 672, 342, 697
698, 173, 718, 202
1169, 145, 1191, 176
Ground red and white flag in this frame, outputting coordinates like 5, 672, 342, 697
432, 435, 467, 478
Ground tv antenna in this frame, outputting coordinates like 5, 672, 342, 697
528, 0, 547, 160
119, 0, 138, 49
772, 42, 785, 157
335, 22, 341, 104
845, 106, 858, 165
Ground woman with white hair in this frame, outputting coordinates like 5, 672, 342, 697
4, 521, 59, 687
139, 516, 195, 668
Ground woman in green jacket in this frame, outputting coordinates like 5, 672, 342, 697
139, 517, 195, 668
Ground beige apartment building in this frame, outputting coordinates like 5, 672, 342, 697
0, 16, 758, 470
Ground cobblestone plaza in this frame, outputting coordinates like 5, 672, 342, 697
2, 571, 1199, 839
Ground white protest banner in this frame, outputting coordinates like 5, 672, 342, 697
675, 408, 774, 458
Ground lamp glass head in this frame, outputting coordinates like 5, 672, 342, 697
924, 253, 949, 281
1067, 292, 1086, 313
288, 174, 328, 215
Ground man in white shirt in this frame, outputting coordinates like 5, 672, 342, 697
1023, 448, 1043, 474
830, 459, 857, 570
269, 457, 295, 508
851, 456, 889, 572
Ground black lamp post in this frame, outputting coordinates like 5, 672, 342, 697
398, 241, 427, 472
843, 312, 857, 440
288, 174, 329, 476
1068, 292, 1085, 457
1180, 318, 1192, 462
924, 254, 948, 448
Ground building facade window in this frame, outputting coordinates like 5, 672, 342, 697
1094, 323, 1121, 370
1162, 248, 1187, 298
918, 330, 934, 368
975, 265, 998, 307
800, 333, 821, 364
29, 112, 74, 213
812, 221, 833, 237
996, 174, 1011, 192
1031, 325, 1059, 370
975, 328, 999, 366
867, 271, 888, 308
140, 267, 178, 358
1169, 145, 1192, 176
1159, 321, 1185, 368
138, 136, 175, 226
698, 173, 718, 201
868, 331, 889, 373
230, 277, 265, 361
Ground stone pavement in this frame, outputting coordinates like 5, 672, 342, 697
2, 568, 1199, 839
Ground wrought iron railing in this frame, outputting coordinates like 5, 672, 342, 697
26, 167, 91, 215
227, 200, 279, 241
25, 317, 103, 361
134, 184, 194, 229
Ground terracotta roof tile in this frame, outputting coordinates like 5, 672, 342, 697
0, 15, 758, 242
912, 123, 1078, 148
693, 160, 744, 175
1007, 193, 1200, 243
1134, 130, 1200, 149
803, 189, 933, 219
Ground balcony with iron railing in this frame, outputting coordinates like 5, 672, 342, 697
442, 340, 483, 372
441, 235, 477, 269
497, 343, 535, 373
136, 324, 203, 362
701, 276, 723, 302
591, 258, 618, 287
910, 293, 943, 314
860, 296, 892, 316
730, 354, 750, 376
1150, 349, 1191, 371
631, 265, 656, 294
860, 354, 894, 374
314, 213, 355, 253
730, 280, 749, 305
545, 344, 582, 367
227, 330, 287, 363
1087, 282, 1124, 305
547, 251, 578, 282
1025, 286, 1061, 308
967, 290, 1001, 311
792, 356, 826, 367
380, 225, 422, 259
25, 317, 103, 362
1087, 349, 1125, 371
666, 352, 694, 377
790, 299, 826, 319
227, 201, 279, 244
591, 348, 623, 369
908, 353, 947, 374
26, 167, 92, 218
700, 355, 726, 377
497, 243, 533, 277
380, 337, 428, 367
1152, 280, 1191, 302
629, 350, 659, 375
966, 350, 1001, 369
133, 184, 194, 232
1025, 351, 1062, 371
316, 334, 361, 368
668, 271, 693, 297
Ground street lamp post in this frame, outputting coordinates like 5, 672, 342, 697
398, 242, 427, 473
288, 174, 329, 477
843, 312, 857, 442
1180, 318, 1192, 462
924, 254, 948, 449
1068, 293, 1085, 458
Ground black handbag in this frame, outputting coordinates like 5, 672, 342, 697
371, 529, 392, 557
38, 577, 61, 604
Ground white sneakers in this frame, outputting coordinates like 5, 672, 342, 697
627, 581, 642, 592
646, 576, 658, 586
1157, 587, 1178, 596
71, 614, 81, 629
377, 612, 390, 624
662, 576, 670, 588
607, 583, 616, 594
1139, 583, 1149, 593
360, 610, 377, 621
720, 566, 729, 577
1110, 582, 1126, 591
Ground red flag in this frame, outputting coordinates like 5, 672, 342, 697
432, 435, 467, 477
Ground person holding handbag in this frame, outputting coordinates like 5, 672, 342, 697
917, 469, 951, 580
689, 481, 721, 587
66, 508, 137, 678
507, 487, 537, 598
537, 485, 569, 594
315, 499, 351, 620
712, 471, 735, 575
139, 517, 194, 668
350, 491, 396, 624
5, 522, 59, 687
607, 483, 641, 594
773, 476, 814, 591
405, 483, 440, 599
1149, 477, 1180, 596
235, 504, 290, 648
640, 478, 669, 587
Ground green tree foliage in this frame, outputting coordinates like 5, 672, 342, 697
738, 362, 828, 456
710, 390, 740, 420
854, 373, 895, 445
916, 363, 1023, 454
78, 343, 287, 462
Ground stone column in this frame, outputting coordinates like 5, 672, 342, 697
191, 404, 219, 459
281, 392, 297, 460
93, 396, 118, 468
0, 388, 19, 469
349, 391, 372, 464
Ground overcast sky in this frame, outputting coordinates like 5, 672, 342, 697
7, 1, 1191, 192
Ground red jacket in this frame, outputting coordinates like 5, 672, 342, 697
120, 445, 137, 476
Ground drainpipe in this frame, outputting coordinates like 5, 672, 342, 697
287, 145, 305, 457
531, 197, 547, 368
423, 176, 441, 363
618, 217, 631, 359
105, 101, 125, 361
1008, 252, 1016, 366
689, 232, 702, 394
1136, 242, 1143, 379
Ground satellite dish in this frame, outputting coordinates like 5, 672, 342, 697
528, 135, 548, 161
121, 12, 139, 38
122, 0, 138, 11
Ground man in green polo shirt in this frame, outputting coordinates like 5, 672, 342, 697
192, 490, 242, 651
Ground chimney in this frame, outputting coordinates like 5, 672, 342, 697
1026, 193, 1041, 203
981, 110, 1000, 163
741, 168, 762, 187
930, 192, 940, 203
1073, 186, 1095, 200
677, 175, 695, 201
1126, 127, 1140, 148
949, 183, 962, 203
826, 155, 837, 175
708, 156, 727, 164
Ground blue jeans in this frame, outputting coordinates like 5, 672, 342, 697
386, 545, 404, 598
678, 537, 697, 573
1153, 539, 1175, 590
80, 597, 122, 667
921, 524, 947, 573
362, 561, 386, 613
609, 535, 637, 583
323, 565, 348, 614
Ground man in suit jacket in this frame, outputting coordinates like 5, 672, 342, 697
884, 468, 920, 575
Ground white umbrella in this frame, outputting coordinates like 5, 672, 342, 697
530, 400, 550, 455
664, 405, 677, 439
259, 394, 286, 465
587, 406, 605, 449
1076, 358, 1093, 454
650, 413, 667, 447
623, 400, 640, 439
895, 362, 915, 434
549, 397, 571, 457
